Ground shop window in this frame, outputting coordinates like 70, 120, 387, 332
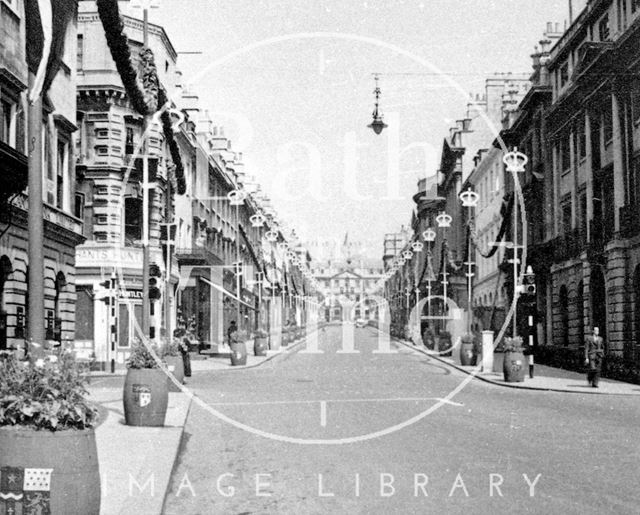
0, 256, 12, 350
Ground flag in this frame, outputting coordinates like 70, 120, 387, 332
0, 466, 53, 515
25, 0, 77, 102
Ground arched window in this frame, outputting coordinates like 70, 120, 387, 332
559, 285, 569, 346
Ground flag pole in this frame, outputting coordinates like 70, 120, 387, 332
27, 71, 45, 357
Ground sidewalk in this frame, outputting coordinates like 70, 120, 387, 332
397, 339, 640, 395
88, 384, 191, 515
88, 335, 309, 514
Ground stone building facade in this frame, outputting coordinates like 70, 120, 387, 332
0, 0, 83, 351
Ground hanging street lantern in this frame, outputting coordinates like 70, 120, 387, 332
367, 74, 388, 135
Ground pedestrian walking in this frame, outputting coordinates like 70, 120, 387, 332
584, 326, 604, 388
227, 321, 237, 347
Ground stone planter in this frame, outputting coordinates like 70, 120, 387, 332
254, 336, 268, 356
123, 368, 168, 426
503, 350, 526, 382
163, 355, 184, 392
230, 341, 247, 366
459, 334, 476, 366
0, 426, 101, 514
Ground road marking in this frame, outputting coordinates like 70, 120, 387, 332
207, 396, 464, 407
320, 401, 327, 427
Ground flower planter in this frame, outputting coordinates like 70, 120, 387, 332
438, 332, 452, 356
230, 341, 247, 366
0, 426, 101, 514
123, 368, 168, 426
163, 356, 184, 392
254, 337, 268, 356
503, 350, 526, 382
459, 335, 476, 366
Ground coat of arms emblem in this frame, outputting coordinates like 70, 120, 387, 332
132, 384, 152, 407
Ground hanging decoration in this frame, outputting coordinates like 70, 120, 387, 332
367, 74, 388, 135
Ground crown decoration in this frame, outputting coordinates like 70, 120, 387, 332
459, 187, 480, 207
227, 189, 247, 206
402, 250, 414, 260
411, 241, 424, 252
250, 212, 266, 228
422, 227, 436, 242
436, 211, 452, 228
502, 147, 528, 173
264, 230, 278, 242
277, 242, 288, 252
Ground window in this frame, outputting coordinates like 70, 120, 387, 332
562, 201, 572, 235
598, 13, 610, 41
560, 135, 571, 172
124, 197, 142, 243
633, 0, 640, 13
577, 118, 586, 159
559, 285, 569, 346
125, 127, 135, 155
631, 80, 640, 123
559, 62, 569, 89
74, 285, 94, 341
0, 97, 16, 147
74, 193, 85, 220
56, 140, 67, 209
77, 34, 84, 71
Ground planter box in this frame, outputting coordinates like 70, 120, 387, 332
0, 426, 101, 514
123, 368, 168, 426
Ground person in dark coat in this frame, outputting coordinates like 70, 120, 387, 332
584, 326, 605, 388
227, 321, 238, 347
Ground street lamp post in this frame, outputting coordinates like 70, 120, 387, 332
435, 212, 452, 322
459, 188, 479, 335
422, 227, 436, 320
502, 148, 528, 339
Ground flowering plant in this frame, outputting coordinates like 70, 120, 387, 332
125, 339, 162, 369
0, 352, 98, 431
503, 336, 524, 353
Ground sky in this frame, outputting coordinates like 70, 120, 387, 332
140, 0, 585, 261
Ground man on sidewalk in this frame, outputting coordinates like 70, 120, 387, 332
584, 326, 604, 388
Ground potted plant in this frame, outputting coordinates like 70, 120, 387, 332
253, 329, 268, 357
0, 352, 101, 514
229, 329, 248, 366
123, 340, 168, 426
160, 340, 185, 392
459, 333, 476, 366
503, 336, 525, 382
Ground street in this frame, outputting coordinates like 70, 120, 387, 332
162, 325, 640, 514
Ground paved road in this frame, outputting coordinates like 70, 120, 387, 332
163, 324, 640, 514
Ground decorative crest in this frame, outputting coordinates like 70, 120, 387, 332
250, 212, 266, 228
422, 227, 436, 242
411, 241, 424, 252
227, 189, 247, 206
